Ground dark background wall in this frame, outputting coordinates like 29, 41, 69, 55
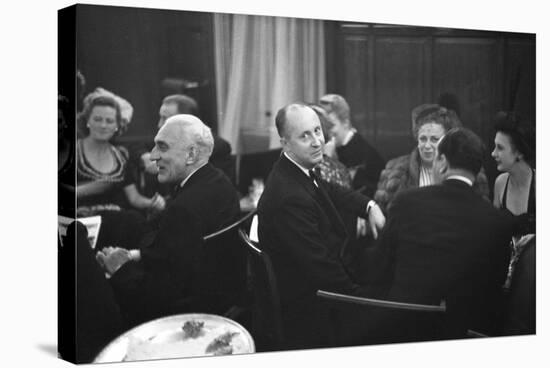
325, 22, 535, 187
76, 4, 217, 142
75, 4, 535, 189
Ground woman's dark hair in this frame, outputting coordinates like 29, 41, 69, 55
494, 111, 535, 166
77, 95, 122, 139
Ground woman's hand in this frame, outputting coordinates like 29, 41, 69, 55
150, 193, 166, 213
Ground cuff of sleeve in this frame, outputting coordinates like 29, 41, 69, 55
128, 249, 141, 262
366, 200, 376, 215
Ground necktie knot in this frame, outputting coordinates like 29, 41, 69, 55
309, 169, 319, 187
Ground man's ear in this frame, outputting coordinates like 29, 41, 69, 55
280, 136, 287, 150
186, 145, 198, 164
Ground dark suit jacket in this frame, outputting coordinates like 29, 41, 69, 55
336, 132, 385, 197
109, 163, 241, 325
376, 178, 515, 338
257, 154, 375, 348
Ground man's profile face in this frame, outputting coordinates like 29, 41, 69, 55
281, 106, 325, 170
158, 102, 179, 129
150, 122, 189, 184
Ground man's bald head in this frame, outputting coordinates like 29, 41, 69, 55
162, 114, 214, 159
275, 103, 319, 139
152, 114, 214, 184
275, 103, 325, 169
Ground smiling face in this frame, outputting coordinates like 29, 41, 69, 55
417, 122, 445, 166
87, 105, 118, 142
492, 131, 521, 172
150, 122, 190, 184
281, 106, 325, 169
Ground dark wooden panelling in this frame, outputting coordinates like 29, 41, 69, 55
76, 5, 217, 138
329, 24, 535, 165
505, 38, 536, 124
341, 32, 370, 134
374, 37, 430, 159
432, 37, 498, 141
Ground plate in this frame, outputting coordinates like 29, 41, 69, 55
94, 313, 255, 363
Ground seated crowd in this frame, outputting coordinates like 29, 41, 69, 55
59, 88, 535, 361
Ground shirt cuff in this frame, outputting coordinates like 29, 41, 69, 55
366, 200, 377, 215
128, 249, 141, 262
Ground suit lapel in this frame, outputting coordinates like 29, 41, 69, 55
315, 179, 348, 237
279, 155, 348, 238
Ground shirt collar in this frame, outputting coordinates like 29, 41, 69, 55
283, 152, 313, 178
342, 129, 356, 146
446, 175, 473, 186
179, 162, 207, 188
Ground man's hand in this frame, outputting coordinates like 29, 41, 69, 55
96, 247, 132, 276
368, 203, 386, 239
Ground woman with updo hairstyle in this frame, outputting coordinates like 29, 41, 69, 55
375, 104, 490, 213
77, 92, 165, 249
492, 111, 535, 223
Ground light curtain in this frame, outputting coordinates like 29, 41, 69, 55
214, 13, 326, 154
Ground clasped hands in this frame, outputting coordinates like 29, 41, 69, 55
96, 246, 132, 276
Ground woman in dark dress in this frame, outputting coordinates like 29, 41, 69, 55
491, 111, 535, 288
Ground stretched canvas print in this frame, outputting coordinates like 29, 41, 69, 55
58, 3, 536, 364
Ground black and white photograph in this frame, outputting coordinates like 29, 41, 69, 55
3, 0, 548, 367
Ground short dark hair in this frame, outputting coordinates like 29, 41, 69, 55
437, 128, 485, 175
77, 95, 122, 138
494, 111, 535, 166
162, 94, 199, 116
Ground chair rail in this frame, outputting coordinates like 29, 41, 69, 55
317, 290, 446, 312
203, 209, 257, 241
